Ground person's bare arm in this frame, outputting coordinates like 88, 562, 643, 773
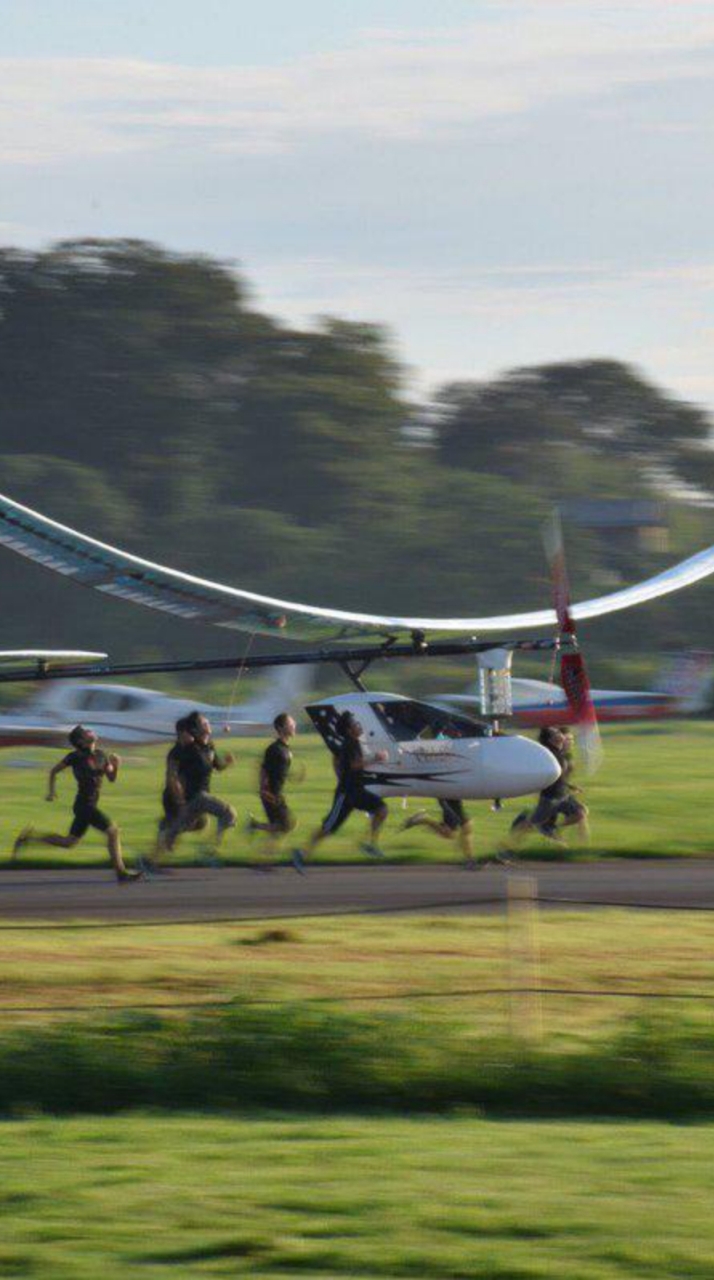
46, 757, 70, 802
166, 758, 185, 806
213, 751, 235, 772
259, 765, 275, 803
105, 753, 121, 783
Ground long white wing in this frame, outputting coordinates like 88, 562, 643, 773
1, 490, 714, 641
0, 651, 107, 666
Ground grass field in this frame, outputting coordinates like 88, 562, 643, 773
0, 719, 712, 867
2, 723, 714, 1274
2, 1113, 714, 1279
1, 909, 714, 1041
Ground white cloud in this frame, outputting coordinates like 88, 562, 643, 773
0, 6, 713, 164
248, 256, 714, 322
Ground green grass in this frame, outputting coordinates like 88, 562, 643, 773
1, 1113, 714, 1278
2, 911, 714, 1120
2, 909, 714, 1044
0, 719, 713, 867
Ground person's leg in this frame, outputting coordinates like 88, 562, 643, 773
401, 812, 446, 835
559, 799, 590, 843
369, 802, 387, 842
361, 796, 388, 857
262, 803, 295, 865
458, 819, 475, 863
13, 829, 79, 855
293, 791, 351, 869
504, 811, 533, 850
106, 825, 130, 878
198, 794, 237, 846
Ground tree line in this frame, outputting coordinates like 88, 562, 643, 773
0, 238, 712, 672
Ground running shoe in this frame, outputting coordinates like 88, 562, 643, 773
361, 842, 385, 859
116, 868, 143, 883
491, 848, 517, 867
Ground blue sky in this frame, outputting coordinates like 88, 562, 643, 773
2, 0, 714, 408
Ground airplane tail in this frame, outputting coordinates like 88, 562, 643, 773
654, 650, 714, 713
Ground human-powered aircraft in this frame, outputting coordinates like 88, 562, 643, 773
1, 491, 714, 801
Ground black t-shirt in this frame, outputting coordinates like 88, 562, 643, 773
62, 748, 108, 806
541, 742, 568, 800
262, 740, 292, 796
337, 737, 364, 791
178, 741, 217, 800
163, 743, 185, 816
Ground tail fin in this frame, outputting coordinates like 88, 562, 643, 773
245, 663, 313, 720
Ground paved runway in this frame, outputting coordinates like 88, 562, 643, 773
0, 858, 713, 923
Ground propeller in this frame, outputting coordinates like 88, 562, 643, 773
543, 512, 603, 773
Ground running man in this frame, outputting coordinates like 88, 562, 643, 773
160, 711, 236, 857
508, 726, 588, 848
292, 711, 388, 870
540, 728, 590, 843
247, 713, 297, 858
12, 725, 140, 882
401, 799, 476, 865
140, 716, 207, 874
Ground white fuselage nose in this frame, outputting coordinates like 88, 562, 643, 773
368, 733, 560, 801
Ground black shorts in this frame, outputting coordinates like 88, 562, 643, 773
530, 792, 562, 830
70, 800, 112, 839
439, 799, 468, 830
322, 786, 384, 836
261, 795, 295, 834
554, 794, 587, 822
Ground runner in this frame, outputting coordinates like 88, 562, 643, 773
160, 711, 236, 858
139, 716, 208, 875
401, 799, 477, 866
506, 726, 588, 849
12, 725, 140, 882
292, 711, 388, 871
246, 712, 297, 862
541, 728, 590, 843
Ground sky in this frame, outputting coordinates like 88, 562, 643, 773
2, 0, 714, 408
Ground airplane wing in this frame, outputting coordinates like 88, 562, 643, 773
0, 651, 107, 665
2, 490, 714, 642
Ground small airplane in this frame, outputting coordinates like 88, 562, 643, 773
0, 651, 108, 746
3, 491, 714, 804
434, 651, 714, 729
0, 664, 310, 748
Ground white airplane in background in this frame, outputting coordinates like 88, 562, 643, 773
0, 664, 309, 747
0, 650, 107, 746
435, 651, 714, 729
3, 491, 714, 801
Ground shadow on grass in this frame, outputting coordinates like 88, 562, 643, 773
2, 1002, 714, 1121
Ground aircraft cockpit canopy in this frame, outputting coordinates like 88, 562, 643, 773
371, 699, 488, 742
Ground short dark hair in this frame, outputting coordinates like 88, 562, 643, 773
274, 712, 291, 733
184, 710, 205, 734
175, 716, 191, 735
337, 711, 356, 735
69, 724, 89, 747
